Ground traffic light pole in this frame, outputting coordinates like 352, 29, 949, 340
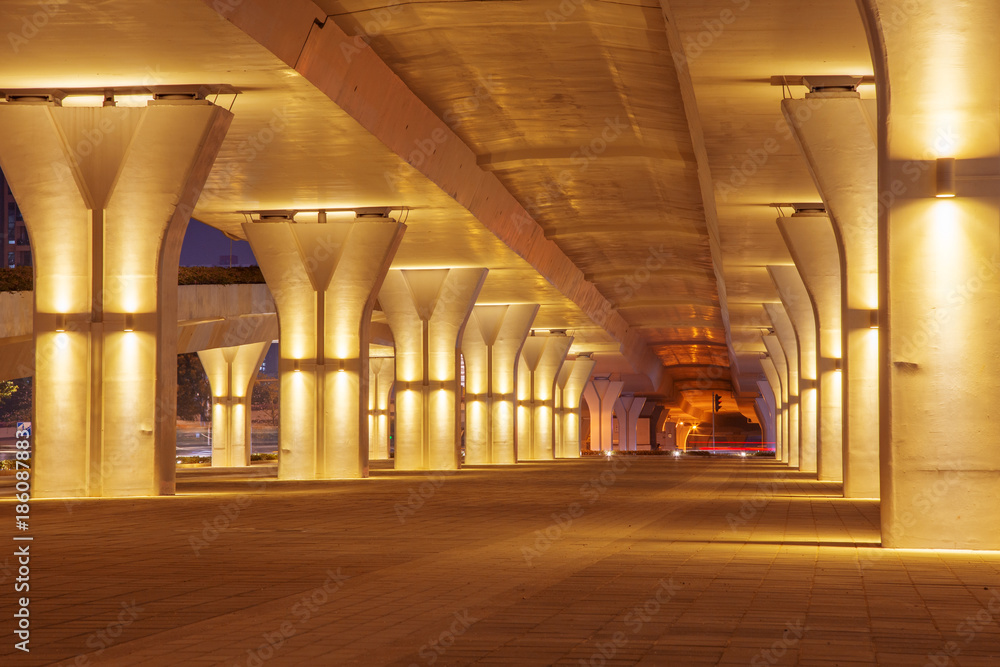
711, 393, 719, 450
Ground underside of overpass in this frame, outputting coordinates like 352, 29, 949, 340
0, 0, 997, 550
2, 0, 1000, 664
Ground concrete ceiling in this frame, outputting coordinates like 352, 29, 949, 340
0, 0, 876, 421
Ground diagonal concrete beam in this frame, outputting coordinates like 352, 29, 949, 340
205, 0, 663, 387
657, 0, 740, 393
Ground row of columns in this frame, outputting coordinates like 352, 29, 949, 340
754, 88, 880, 503
0, 99, 610, 497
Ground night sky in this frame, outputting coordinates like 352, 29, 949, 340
180, 219, 257, 267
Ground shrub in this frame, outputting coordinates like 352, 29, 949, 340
178, 266, 265, 285
0, 266, 266, 293
0, 267, 32, 293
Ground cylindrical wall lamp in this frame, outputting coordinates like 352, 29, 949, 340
869, 310, 879, 329
936, 157, 956, 198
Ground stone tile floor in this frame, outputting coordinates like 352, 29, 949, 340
2, 457, 999, 666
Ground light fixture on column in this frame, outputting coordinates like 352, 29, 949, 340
834, 359, 843, 373
55, 313, 66, 332
869, 310, 879, 329
337, 359, 346, 373
293, 359, 301, 372
123, 313, 134, 332
936, 158, 956, 198
238, 206, 412, 224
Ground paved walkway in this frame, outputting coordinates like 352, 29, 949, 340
3, 457, 1000, 666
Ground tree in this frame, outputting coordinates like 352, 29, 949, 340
177, 353, 211, 421
251, 378, 279, 426
0, 381, 16, 401
0, 377, 31, 423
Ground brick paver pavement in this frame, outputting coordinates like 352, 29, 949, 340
2, 457, 999, 666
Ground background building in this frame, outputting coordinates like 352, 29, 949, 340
1, 168, 30, 267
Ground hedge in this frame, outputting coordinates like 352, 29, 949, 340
0, 266, 265, 293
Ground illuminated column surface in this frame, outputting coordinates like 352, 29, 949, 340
460, 304, 537, 465
782, 92, 879, 498
198, 342, 270, 467
676, 421, 694, 451
517, 332, 573, 461
613, 395, 646, 452
369, 356, 394, 460
582, 377, 624, 452
778, 214, 844, 483
380, 268, 487, 471
759, 355, 785, 462
555, 355, 596, 458
857, 0, 1000, 547
767, 291, 814, 473
756, 379, 778, 457
244, 217, 405, 480
0, 100, 231, 497
763, 333, 797, 468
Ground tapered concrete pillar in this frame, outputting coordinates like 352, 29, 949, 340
380, 268, 487, 471
856, 0, 1000, 548
198, 342, 270, 467
763, 333, 797, 467
368, 356, 394, 460
782, 90, 879, 498
676, 421, 694, 451
517, 332, 574, 460
461, 304, 537, 465
755, 380, 777, 455
767, 283, 816, 474
244, 218, 405, 480
0, 100, 231, 497
760, 356, 785, 461
613, 395, 646, 451
647, 404, 665, 450
583, 377, 624, 452
555, 355, 596, 458
778, 215, 844, 483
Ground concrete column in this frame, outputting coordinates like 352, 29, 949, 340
517, 332, 574, 460
0, 100, 231, 497
778, 215, 845, 482
555, 356, 596, 458
648, 404, 667, 451
461, 304, 537, 465
856, 0, 1000, 548
244, 218, 405, 480
759, 359, 784, 460
781, 91, 879, 498
613, 395, 647, 451
676, 421, 694, 451
763, 334, 797, 467
583, 377, 624, 452
198, 342, 270, 467
756, 379, 778, 456
767, 289, 815, 473
368, 356, 394, 460
380, 268, 487, 471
